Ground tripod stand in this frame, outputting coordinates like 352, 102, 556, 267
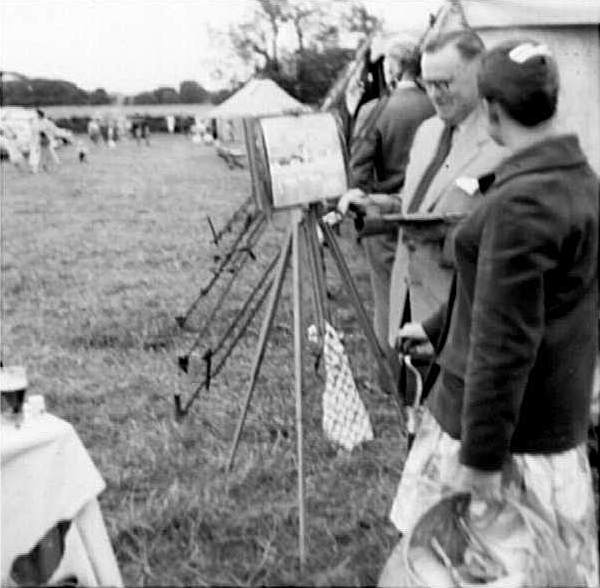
225, 203, 400, 568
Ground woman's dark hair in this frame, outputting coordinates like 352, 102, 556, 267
478, 39, 559, 127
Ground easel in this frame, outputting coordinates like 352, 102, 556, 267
225, 203, 400, 569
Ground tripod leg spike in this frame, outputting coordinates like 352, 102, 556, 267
178, 355, 190, 373
174, 394, 185, 420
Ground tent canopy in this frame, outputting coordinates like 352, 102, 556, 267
460, 0, 599, 28
208, 78, 311, 120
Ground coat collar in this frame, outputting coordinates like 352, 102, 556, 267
479, 134, 587, 193
394, 80, 419, 91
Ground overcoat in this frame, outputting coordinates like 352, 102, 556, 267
423, 134, 599, 469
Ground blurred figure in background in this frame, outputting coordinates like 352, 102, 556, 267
87, 118, 101, 144
336, 38, 434, 395
76, 139, 88, 163
107, 124, 116, 148
166, 114, 175, 134
32, 109, 60, 172
142, 120, 151, 146
28, 112, 42, 173
133, 119, 143, 146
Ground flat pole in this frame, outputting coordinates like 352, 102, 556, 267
292, 213, 307, 570
227, 229, 293, 470
319, 220, 400, 413
304, 206, 330, 330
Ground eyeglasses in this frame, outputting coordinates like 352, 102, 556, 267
423, 79, 453, 93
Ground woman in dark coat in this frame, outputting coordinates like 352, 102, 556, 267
382, 40, 599, 585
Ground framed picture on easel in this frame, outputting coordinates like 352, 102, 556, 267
244, 111, 348, 213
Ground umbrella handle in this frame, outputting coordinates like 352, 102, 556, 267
403, 354, 424, 447
403, 354, 423, 409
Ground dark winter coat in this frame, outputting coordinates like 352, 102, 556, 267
423, 134, 599, 470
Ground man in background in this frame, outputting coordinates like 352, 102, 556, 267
337, 39, 434, 395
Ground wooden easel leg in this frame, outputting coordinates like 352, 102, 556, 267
226, 228, 293, 471
319, 221, 401, 414
304, 207, 330, 330
292, 216, 307, 571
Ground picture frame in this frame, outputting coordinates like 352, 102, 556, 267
245, 111, 348, 213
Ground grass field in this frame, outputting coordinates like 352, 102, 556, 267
1, 135, 407, 586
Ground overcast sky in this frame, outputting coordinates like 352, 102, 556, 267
0, 0, 440, 94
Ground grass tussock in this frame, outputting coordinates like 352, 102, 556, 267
2, 136, 407, 586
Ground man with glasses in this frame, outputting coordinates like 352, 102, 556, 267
387, 29, 507, 355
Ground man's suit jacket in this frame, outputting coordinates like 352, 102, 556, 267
388, 105, 508, 347
350, 83, 435, 194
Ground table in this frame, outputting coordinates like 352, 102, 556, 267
1, 412, 123, 586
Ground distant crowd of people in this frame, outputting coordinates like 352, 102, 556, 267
87, 117, 150, 147
1, 108, 221, 173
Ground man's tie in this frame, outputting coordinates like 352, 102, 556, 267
407, 124, 455, 213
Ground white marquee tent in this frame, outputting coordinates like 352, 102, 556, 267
209, 78, 309, 121
208, 78, 311, 144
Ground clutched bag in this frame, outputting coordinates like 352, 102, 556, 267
403, 492, 583, 587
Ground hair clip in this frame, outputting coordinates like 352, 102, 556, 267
508, 43, 552, 64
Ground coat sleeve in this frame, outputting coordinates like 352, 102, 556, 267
373, 174, 406, 195
460, 192, 562, 470
422, 303, 446, 347
348, 101, 378, 192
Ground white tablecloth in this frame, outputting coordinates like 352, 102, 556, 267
1, 413, 123, 586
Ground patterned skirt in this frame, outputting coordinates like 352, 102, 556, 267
386, 409, 599, 587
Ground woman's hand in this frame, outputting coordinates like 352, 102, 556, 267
453, 465, 502, 501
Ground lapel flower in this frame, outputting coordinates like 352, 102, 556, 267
455, 176, 479, 196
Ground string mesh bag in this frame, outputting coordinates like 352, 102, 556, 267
403, 492, 583, 587
322, 321, 374, 451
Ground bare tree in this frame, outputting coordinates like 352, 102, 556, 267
258, 0, 290, 68
227, 0, 380, 83
338, 0, 381, 36
229, 0, 292, 72
286, 0, 322, 53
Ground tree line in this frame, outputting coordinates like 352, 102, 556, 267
1, 78, 231, 107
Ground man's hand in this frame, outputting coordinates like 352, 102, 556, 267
395, 322, 433, 356
322, 210, 343, 226
337, 187, 368, 216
